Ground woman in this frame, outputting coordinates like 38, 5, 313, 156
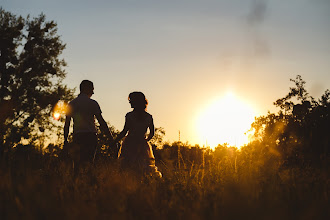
113, 92, 161, 177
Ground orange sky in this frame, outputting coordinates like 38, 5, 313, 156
4, 0, 330, 147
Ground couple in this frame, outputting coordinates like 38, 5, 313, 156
64, 80, 161, 177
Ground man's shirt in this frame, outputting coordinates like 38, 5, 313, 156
66, 93, 101, 133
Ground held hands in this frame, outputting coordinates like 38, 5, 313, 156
109, 140, 116, 148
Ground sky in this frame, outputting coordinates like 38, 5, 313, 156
2, 0, 330, 147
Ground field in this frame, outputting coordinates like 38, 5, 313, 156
1, 143, 328, 220
1, 7, 329, 220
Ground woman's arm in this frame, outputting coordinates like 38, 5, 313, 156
114, 117, 129, 143
146, 117, 155, 142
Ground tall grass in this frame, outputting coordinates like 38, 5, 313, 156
0, 145, 328, 220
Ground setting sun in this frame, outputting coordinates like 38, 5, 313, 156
197, 92, 255, 148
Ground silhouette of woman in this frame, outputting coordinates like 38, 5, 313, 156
113, 92, 161, 177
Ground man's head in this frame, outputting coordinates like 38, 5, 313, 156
80, 80, 94, 97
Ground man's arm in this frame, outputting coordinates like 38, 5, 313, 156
95, 113, 114, 141
64, 116, 71, 144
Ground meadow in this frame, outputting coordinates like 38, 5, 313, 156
1, 76, 329, 219
0, 141, 328, 220
1, 8, 329, 219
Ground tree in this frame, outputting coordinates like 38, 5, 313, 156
0, 8, 74, 151
250, 75, 330, 168
149, 127, 166, 147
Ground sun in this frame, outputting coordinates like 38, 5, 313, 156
196, 92, 255, 149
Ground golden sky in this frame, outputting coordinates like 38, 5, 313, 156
4, 0, 330, 147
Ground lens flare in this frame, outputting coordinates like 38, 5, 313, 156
52, 100, 68, 121
53, 112, 61, 120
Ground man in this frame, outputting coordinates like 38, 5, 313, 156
64, 80, 114, 168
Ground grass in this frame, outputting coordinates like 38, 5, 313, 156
0, 148, 329, 220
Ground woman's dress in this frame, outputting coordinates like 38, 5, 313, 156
119, 111, 161, 177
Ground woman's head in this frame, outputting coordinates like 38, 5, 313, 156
128, 92, 148, 110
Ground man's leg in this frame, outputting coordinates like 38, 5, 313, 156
72, 133, 97, 176
79, 133, 98, 164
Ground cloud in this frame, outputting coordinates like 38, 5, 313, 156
246, 0, 268, 26
245, 0, 270, 57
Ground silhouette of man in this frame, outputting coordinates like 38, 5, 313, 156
64, 80, 113, 170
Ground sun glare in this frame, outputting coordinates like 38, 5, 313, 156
53, 112, 61, 121
197, 92, 255, 149
52, 100, 68, 121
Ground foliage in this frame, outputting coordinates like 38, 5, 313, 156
0, 8, 74, 149
250, 75, 330, 168
149, 127, 166, 147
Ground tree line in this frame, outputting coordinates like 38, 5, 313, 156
1, 8, 329, 172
